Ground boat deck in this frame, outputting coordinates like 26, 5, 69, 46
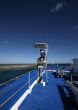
19, 72, 64, 110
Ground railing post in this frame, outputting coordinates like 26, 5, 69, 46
28, 72, 30, 88
71, 74, 73, 83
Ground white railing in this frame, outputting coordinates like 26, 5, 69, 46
10, 70, 46, 110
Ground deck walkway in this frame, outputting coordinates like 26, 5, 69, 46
19, 72, 64, 110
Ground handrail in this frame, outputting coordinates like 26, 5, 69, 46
0, 73, 36, 109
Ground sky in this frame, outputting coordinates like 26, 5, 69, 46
0, 0, 78, 64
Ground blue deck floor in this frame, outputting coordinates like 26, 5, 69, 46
0, 70, 37, 110
0, 65, 74, 110
19, 72, 65, 110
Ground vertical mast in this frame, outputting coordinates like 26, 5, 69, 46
33, 43, 48, 83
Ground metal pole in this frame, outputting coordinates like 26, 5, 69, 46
45, 48, 48, 83
46, 68, 48, 83
71, 74, 73, 83
28, 72, 30, 88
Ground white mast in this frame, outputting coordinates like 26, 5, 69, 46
33, 42, 48, 83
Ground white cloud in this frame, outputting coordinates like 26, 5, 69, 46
0, 40, 9, 46
55, 2, 63, 11
51, 9, 56, 13
73, 25, 78, 30
51, 2, 65, 13
3, 40, 9, 44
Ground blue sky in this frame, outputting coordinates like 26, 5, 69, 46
0, 0, 78, 64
